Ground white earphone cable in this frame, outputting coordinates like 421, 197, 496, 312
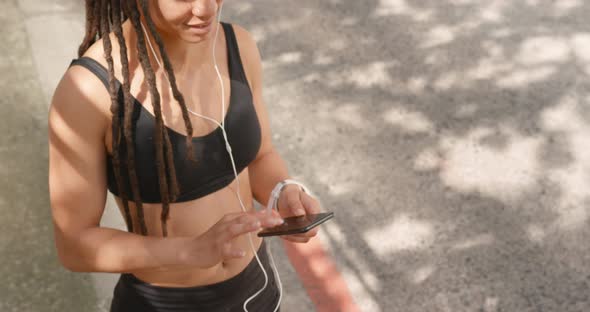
140, 5, 282, 312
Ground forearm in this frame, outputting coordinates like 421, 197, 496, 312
248, 149, 291, 207
58, 226, 190, 273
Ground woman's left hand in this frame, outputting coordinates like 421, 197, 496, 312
276, 184, 322, 243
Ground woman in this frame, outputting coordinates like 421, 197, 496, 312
47, 0, 322, 311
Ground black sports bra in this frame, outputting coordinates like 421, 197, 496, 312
69, 22, 261, 203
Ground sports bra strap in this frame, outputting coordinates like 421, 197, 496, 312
220, 22, 249, 84
69, 57, 125, 148
69, 57, 117, 92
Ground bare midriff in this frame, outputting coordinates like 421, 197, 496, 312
112, 169, 264, 288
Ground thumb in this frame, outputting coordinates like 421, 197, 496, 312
288, 191, 306, 216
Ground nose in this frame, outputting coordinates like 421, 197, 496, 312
191, 0, 218, 19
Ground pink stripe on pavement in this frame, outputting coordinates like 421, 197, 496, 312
282, 239, 360, 312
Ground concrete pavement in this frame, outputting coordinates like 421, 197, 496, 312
3, 0, 590, 311
0, 1, 98, 311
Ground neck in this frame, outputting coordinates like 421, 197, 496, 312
158, 32, 215, 75
140, 23, 220, 76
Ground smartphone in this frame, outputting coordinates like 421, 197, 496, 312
257, 212, 334, 237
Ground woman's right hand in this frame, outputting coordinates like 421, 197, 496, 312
181, 210, 284, 269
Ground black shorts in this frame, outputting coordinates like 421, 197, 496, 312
109, 239, 281, 312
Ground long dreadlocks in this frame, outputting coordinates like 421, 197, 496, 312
79, 0, 199, 237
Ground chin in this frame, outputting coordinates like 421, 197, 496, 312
180, 34, 212, 44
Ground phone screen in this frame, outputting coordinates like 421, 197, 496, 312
257, 212, 334, 237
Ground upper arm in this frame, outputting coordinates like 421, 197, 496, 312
232, 24, 274, 159
48, 66, 110, 259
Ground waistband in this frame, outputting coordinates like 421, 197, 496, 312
112, 239, 280, 311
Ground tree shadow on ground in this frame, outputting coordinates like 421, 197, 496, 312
227, 1, 590, 311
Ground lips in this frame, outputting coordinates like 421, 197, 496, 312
186, 20, 212, 28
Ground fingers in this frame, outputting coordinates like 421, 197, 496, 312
221, 241, 246, 259
221, 211, 250, 223
281, 235, 311, 243
300, 192, 321, 214
223, 210, 283, 228
224, 219, 261, 242
217, 221, 260, 259
287, 191, 306, 216
221, 211, 284, 241
252, 210, 284, 228
259, 208, 282, 219
306, 227, 320, 237
207, 210, 286, 262
280, 186, 321, 217
289, 227, 319, 239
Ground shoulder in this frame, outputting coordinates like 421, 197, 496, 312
61, 33, 111, 98
50, 39, 114, 137
228, 23, 263, 87
80, 32, 118, 71
48, 73, 109, 161
230, 23, 259, 51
